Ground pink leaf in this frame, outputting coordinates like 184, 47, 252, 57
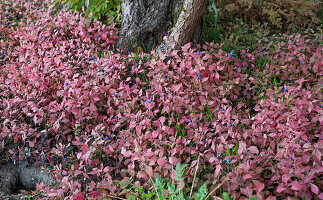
214, 165, 222, 178
240, 187, 253, 198
137, 171, 148, 180
90, 102, 97, 112
290, 181, 303, 191
248, 146, 259, 154
157, 157, 167, 166
277, 183, 285, 193
243, 174, 252, 180
310, 183, 319, 194
121, 147, 132, 157
253, 180, 265, 193
152, 130, 159, 139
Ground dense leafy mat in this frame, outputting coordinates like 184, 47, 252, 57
0, 0, 322, 199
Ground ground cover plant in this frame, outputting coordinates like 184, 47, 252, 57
0, 0, 322, 199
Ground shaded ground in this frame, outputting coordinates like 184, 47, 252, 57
0, 155, 57, 200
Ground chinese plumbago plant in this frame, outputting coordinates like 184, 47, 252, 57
0, 0, 322, 200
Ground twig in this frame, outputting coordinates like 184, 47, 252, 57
105, 194, 127, 200
204, 176, 229, 200
189, 153, 200, 197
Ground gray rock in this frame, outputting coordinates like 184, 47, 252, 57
0, 162, 19, 195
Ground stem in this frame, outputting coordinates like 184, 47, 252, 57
189, 154, 200, 197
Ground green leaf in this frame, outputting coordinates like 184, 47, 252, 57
222, 192, 232, 200
193, 184, 208, 200
175, 163, 188, 182
154, 173, 166, 200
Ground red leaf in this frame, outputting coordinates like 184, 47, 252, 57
88, 191, 99, 197
76, 195, 86, 200
310, 183, 319, 194
82, 144, 88, 153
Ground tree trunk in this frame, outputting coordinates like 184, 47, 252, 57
116, 0, 208, 53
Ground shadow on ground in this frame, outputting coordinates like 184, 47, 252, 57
0, 157, 57, 200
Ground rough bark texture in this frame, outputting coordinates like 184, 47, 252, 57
116, 0, 208, 52
157, 0, 208, 53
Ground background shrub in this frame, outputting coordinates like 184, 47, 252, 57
49, 0, 122, 25
214, 0, 322, 31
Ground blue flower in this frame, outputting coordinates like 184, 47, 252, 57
321, 103, 323, 108
237, 67, 241, 72
320, 84, 322, 88
163, 75, 165, 79
221, 109, 224, 113
284, 87, 288, 91
115, 116, 118, 119
94, 58, 97, 62
188, 117, 193, 122
227, 123, 230, 127
63, 157, 66, 162
228, 51, 234, 58
226, 159, 230, 163
64, 82, 68, 86
299, 141, 303, 145
80, 119, 83, 122
58, 41, 61, 44
256, 50, 259, 54
145, 99, 151, 103
198, 74, 202, 79
197, 51, 200, 55
154, 74, 157, 77
95, 38, 98, 40
128, 51, 130, 54
300, 61, 304, 65
166, 35, 169, 39
3, 50, 6, 54
217, 153, 221, 156
307, 141, 310, 144
104, 136, 109, 140
163, 32, 165, 35
163, 93, 166, 95
114, 92, 118, 96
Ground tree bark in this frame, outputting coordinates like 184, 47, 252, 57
116, 0, 208, 53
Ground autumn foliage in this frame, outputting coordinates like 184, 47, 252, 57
0, 0, 322, 199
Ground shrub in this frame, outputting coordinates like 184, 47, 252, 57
49, 0, 122, 25
215, 0, 322, 31
0, 0, 322, 199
